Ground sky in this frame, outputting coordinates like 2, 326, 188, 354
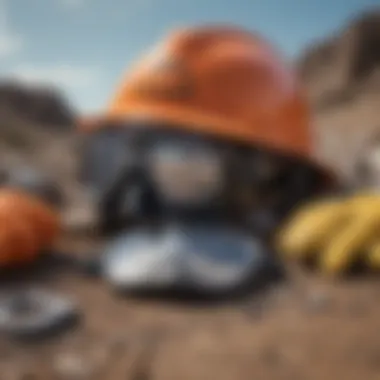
0, 0, 378, 114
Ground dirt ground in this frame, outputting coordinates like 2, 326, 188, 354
0, 233, 378, 380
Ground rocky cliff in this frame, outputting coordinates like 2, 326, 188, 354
297, 8, 380, 183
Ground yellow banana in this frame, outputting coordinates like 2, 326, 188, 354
367, 242, 380, 269
276, 191, 380, 276
277, 200, 348, 259
320, 213, 380, 275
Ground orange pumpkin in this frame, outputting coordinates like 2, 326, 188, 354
0, 189, 61, 267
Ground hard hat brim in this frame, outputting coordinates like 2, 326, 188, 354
77, 103, 335, 185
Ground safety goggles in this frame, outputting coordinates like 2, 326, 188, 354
79, 120, 322, 295
79, 120, 322, 232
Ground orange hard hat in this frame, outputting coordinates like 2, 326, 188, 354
79, 25, 324, 171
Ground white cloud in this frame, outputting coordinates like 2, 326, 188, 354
6, 64, 102, 90
0, 34, 23, 58
0, 0, 24, 58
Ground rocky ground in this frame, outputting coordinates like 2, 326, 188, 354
0, 8, 379, 380
0, 236, 379, 380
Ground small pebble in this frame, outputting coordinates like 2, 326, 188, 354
53, 353, 93, 379
305, 290, 332, 313
241, 298, 266, 320
2, 366, 35, 380
107, 335, 130, 354
17, 373, 37, 380
261, 346, 282, 367
366, 349, 380, 370
346, 299, 368, 318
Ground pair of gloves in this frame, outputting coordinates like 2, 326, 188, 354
0, 184, 380, 276
277, 192, 380, 275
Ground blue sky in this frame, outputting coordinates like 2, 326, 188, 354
0, 0, 378, 114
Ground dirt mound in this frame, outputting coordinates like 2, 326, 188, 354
297, 8, 380, 183
0, 80, 75, 129
298, 8, 380, 110
0, 82, 85, 228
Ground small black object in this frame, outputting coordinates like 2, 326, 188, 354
77, 257, 102, 277
0, 288, 80, 341
41, 251, 102, 278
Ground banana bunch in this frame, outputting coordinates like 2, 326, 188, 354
276, 192, 380, 275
